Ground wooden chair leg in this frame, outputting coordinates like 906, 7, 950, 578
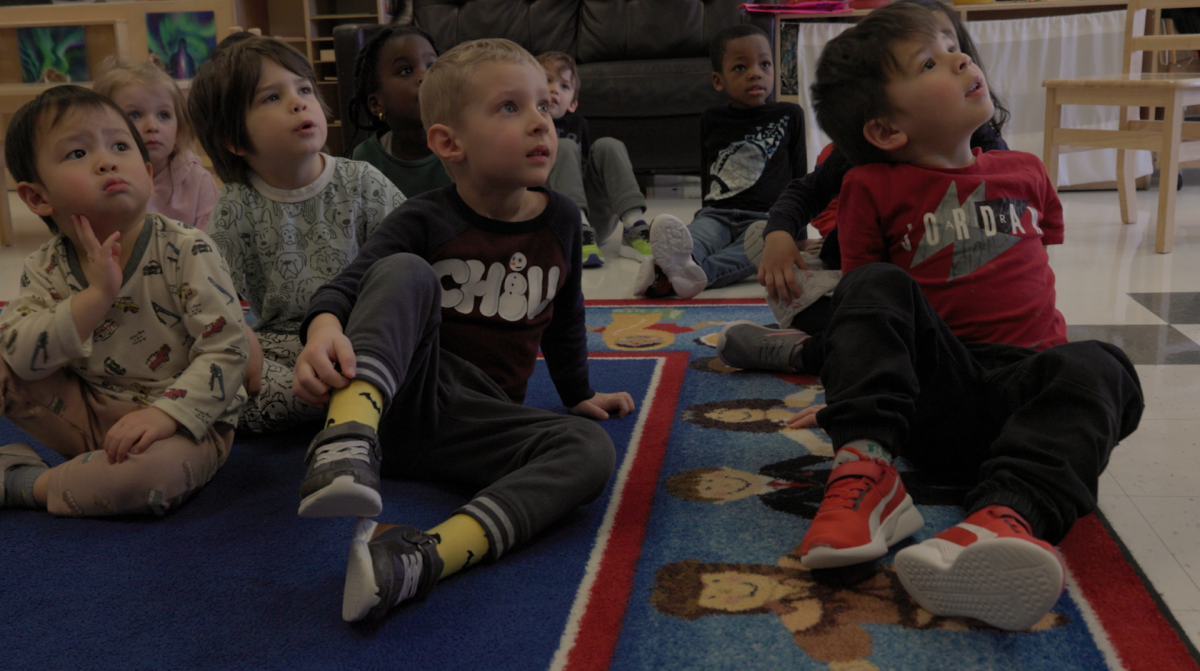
1043, 88, 1062, 189
1117, 149, 1138, 224
1117, 105, 1138, 224
1155, 96, 1182, 253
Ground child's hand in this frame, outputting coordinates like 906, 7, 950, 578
293, 314, 355, 407
785, 404, 826, 429
104, 407, 178, 464
571, 391, 635, 421
74, 214, 123, 301
757, 230, 808, 304
244, 324, 263, 396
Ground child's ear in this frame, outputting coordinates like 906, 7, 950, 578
16, 181, 55, 218
427, 124, 464, 163
863, 117, 908, 153
711, 72, 726, 93
145, 162, 154, 181
366, 93, 384, 119
567, 98, 578, 113
226, 142, 249, 158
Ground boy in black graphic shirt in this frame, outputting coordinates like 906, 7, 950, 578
292, 38, 633, 621
634, 23, 806, 299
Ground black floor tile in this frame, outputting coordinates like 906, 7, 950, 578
1127, 293, 1200, 325
1068, 324, 1200, 365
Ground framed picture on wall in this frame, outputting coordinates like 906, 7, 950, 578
146, 10, 216, 79
18, 25, 88, 83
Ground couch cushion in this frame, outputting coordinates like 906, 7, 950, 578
577, 57, 725, 118
413, 0, 579, 56
577, 0, 743, 63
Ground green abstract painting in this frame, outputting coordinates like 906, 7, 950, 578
147, 11, 217, 80
18, 26, 88, 83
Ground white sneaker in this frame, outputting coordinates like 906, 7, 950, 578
648, 214, 707, 299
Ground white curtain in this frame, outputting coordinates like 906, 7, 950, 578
791, 10, 1153, 186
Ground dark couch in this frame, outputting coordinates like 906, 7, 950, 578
333, 0, 773, 176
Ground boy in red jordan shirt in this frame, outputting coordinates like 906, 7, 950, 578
717, 4, 1143, 632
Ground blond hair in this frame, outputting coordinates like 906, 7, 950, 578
93, 56, 195, 161
420, 38, 540, 131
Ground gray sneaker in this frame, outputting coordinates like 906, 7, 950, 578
1, 444, 47, 508
298, 421, 382, 518
343, 518, 445, 621
716, 320, 810, 372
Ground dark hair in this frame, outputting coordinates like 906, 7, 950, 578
896, 0, 1010, 139
189, 36, 330, 185
4, 85, 150, 233
811, 3, 939, 166
348, 24, 438, 137
710, 23, 769, 73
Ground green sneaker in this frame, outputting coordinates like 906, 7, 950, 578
620, 222, 653, 261
582, 225, 604, 267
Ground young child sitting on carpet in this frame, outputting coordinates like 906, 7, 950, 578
189, 36, 406, 435
291, 38, 631, 621
538, 50, 652, 266
716, 4, 1143, 631
634, 23, 806, 299
0, 86, 249, 517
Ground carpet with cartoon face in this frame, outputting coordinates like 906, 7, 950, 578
1, 300, 1196, 671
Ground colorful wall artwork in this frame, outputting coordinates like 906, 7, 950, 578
18, 25, 88, 83
146, 11, 217, 80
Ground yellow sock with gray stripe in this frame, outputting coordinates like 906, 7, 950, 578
325, 379, 383, 431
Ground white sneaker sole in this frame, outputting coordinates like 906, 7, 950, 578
298, 475, 382, 518
801, 493, 925, 569
894, 536, 1065, 631
343, 518, 381, 622
650, 215, 707, 299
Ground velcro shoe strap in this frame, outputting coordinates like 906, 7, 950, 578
304, 420, 378, 464
825, 459, 886, 485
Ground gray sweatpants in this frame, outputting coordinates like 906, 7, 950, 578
546, 137, 647, 244
335, 252, 616, 560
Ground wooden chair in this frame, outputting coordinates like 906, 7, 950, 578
1043, 0, 1200, 253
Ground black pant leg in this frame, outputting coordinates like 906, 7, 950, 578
405, 352, 616, 560
959, 341, 1143, 544
345, 253, 444, 442
810, 263, 989, 452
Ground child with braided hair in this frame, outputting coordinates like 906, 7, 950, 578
348, 25, 452, 197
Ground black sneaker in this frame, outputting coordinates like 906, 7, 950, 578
298, 421, 382, 518
343, 518, 444, 621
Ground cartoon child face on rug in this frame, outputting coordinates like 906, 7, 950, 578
681, 382, 832, 456
665, 455, 831, 519
665, 455, 966, 521
592, 308, 729, 352
651, 554, 1067, 671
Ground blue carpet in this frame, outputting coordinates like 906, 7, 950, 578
4, 302, 1194, 670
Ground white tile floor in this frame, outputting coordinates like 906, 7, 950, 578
3, 178, 1200, 650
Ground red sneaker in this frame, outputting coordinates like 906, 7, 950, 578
799, 449, 925, 569
894, 505, 1065, 631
